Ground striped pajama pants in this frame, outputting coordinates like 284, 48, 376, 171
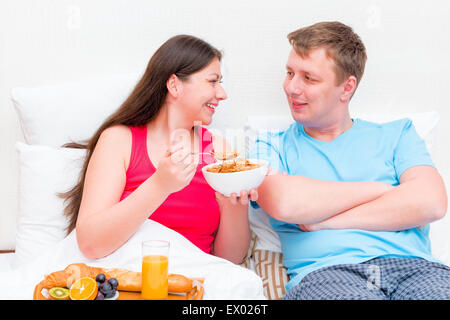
284, 257, 450, 300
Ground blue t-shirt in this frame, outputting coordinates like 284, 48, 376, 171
249, 118, 441, 291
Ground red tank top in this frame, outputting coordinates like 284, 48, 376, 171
120, 126, 220, 253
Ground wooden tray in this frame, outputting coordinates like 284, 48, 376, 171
117, 291, 192, 300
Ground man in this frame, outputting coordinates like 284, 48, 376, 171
250, 21, 449, 299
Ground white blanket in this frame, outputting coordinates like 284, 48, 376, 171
0, 220, 265, 300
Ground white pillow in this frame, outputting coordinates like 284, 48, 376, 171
14, 142, 86, 268
11, 73, 139, 147
245, 111, 448, 264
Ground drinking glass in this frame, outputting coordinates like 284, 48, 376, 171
141, 240, 170, 300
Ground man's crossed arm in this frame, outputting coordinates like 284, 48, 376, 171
257, 166, 447, 232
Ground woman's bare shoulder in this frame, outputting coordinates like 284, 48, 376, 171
100, 124, 131, 141
96, 124, 132, 169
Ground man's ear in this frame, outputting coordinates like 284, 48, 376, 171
166, 74, 181, 98
340, 76, 357, 102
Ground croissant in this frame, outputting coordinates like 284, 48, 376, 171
33, 263, 203, 300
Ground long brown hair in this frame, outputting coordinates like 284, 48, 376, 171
60, 35, 222, 234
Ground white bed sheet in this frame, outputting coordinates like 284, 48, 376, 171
0, 220, 265, 300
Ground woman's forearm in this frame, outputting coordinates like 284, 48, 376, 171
212, 201, 250, 264
76, 174, 170, 259
257, 174, 393, 224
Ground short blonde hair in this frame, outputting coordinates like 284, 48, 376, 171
288, 21, 367, 87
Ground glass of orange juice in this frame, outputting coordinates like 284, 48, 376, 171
141, 240, 170, 300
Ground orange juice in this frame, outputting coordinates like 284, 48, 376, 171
141, 255, 169, 300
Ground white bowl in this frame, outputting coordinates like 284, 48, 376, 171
202, 159, 268, 197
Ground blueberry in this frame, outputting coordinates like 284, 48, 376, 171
96, 273, 106, 283
101, 282, 113, 294
108, 278, 118, 289
104, 289, 115, 299
95, 291, 105, 300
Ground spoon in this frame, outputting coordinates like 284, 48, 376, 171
190, 151, 240, 161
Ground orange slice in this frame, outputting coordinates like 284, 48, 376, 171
69, 277, 98, 300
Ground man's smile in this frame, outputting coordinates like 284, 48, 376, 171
291, 100, 308, 111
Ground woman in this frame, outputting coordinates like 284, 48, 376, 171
61, 35, 257, 264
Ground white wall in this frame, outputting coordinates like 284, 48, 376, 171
1, 0, 450, 249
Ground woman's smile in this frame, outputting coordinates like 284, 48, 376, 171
205, 103, 218, 113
